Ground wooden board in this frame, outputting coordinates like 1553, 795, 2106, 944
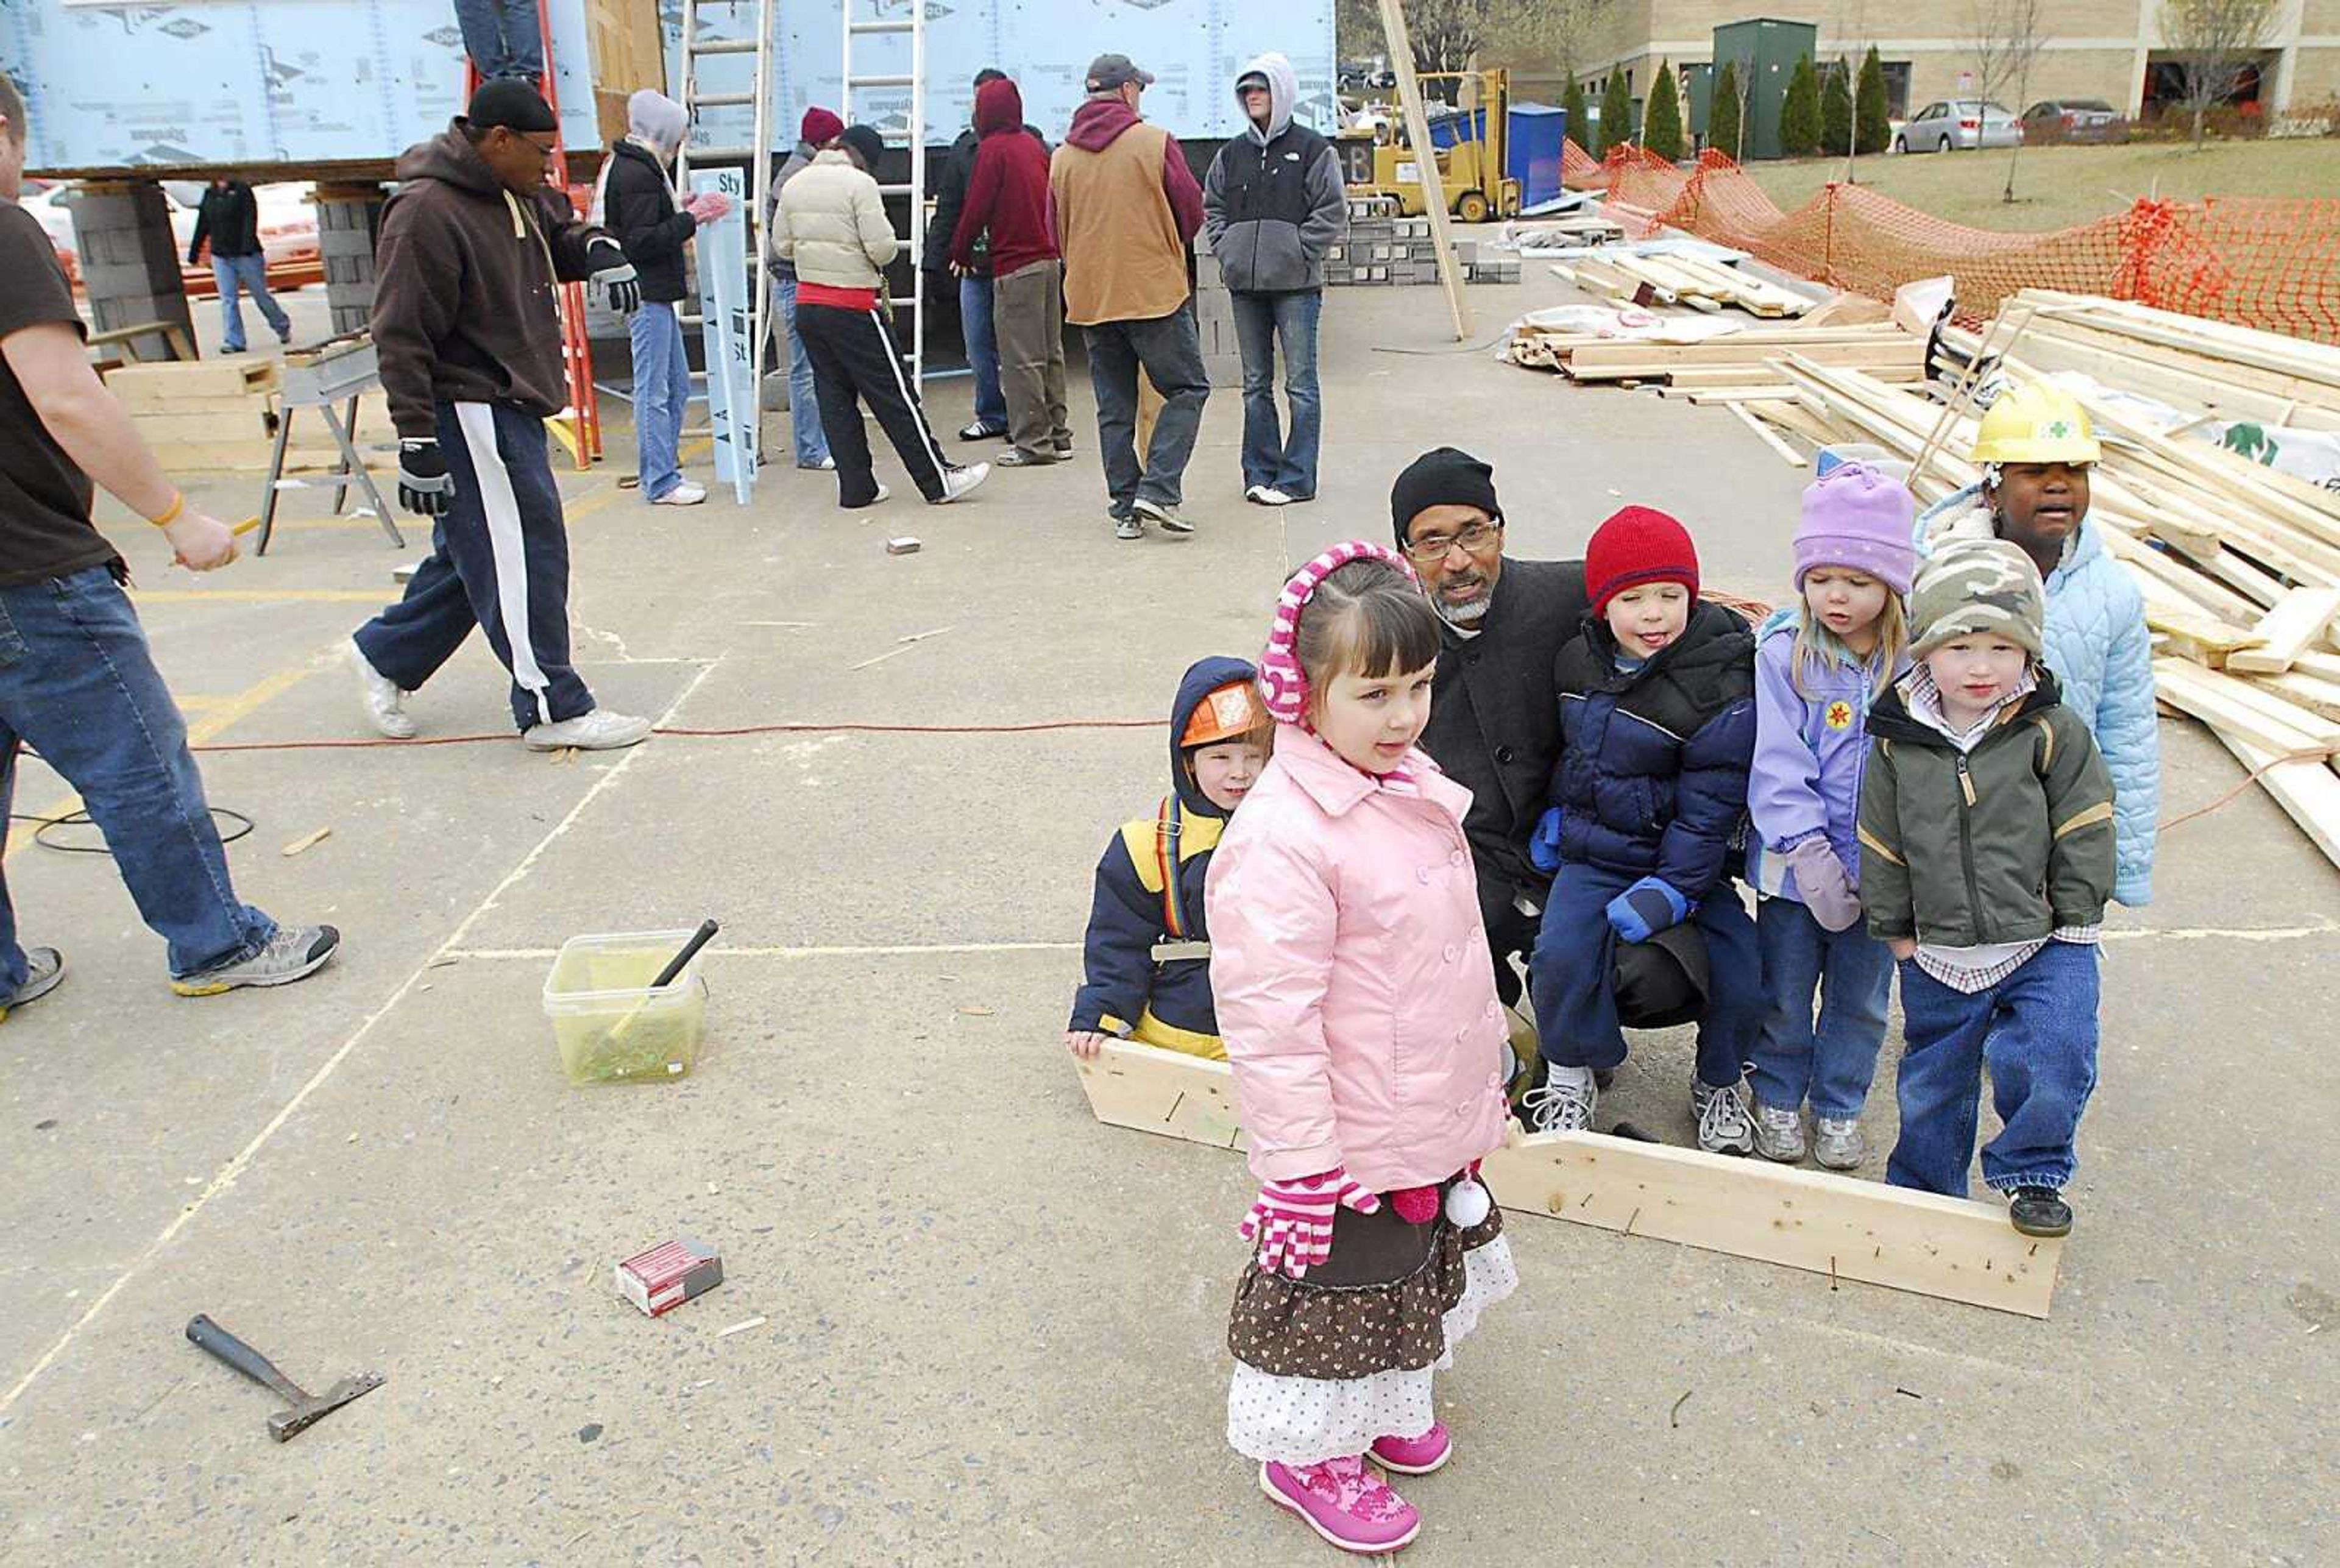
1074, 1041, 2065, 1318
2153, 657, 2340, 755
2215, 733, 2340, 871
104, 359, 277, 406
1376, 0, 1469, 341
2227, 587, 2340, 675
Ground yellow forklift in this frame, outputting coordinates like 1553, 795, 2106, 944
1337, 68, 1521, 223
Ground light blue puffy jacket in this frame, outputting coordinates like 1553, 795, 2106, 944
1916, 485, 2159, 906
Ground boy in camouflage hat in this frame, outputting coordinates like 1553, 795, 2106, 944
1857, 539, 2116, 1237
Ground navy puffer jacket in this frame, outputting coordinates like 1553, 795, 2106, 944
1545, 599, 1757, 896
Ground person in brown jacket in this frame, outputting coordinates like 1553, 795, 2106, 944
1048, 52, 1208, 541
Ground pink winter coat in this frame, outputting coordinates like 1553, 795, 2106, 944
1204, 723, 1511, 1194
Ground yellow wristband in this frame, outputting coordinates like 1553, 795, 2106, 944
148, 492, 185, 528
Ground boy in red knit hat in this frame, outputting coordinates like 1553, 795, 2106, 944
1520, 506, 1765, 1153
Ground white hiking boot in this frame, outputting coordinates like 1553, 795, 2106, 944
1693, 1078, 1756, 1155
348, 638, 416, 739
523, 709, 653, 752
1753, 1102, 1806, 1163
1520, 1067, 1597, 1134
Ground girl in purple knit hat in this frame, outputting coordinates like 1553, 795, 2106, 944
1745, 462, 1916, 1169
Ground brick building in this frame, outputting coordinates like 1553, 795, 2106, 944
1505, 1, 2340, 143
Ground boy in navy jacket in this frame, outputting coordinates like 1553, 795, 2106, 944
1065, 658, 1270, 1060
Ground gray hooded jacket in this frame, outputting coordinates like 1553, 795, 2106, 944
1201, 52, 1346, 293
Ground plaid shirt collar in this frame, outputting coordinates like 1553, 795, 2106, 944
1904, 662, 2037, 751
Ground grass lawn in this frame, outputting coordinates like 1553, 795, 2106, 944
1736, 138, 2336, 232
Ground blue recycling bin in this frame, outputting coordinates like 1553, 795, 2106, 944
1509, 104, 1566, 208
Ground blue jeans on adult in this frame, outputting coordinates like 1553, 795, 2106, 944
1750, 895, 1893, 1119
1887, 940, 2101, 1197
452, 0, 542, 78
959, 272, 1007, 434
1527, 860, 1760, 1090
1084, 305, 1210, 516
211, 252, 289, 354
1228, 288, 1322, 498
629, 300, 689, 500
0, 569, 277, 987
772, 274, 831, 468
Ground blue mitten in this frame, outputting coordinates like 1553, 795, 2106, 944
1605, 876, 1690, 944
1528, 806, 1565, 874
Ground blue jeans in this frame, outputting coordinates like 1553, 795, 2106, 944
453, 0, 542, 78
0, 569, 275, 985
1228, 288, 1322, 497
959, 272, 1007, 433
211, 252, 289, 353
1887, 940, 2101, 1197
1084, 306, 1209, 514
772, 275, 830, 467
1527, 861, 1760, 1090
1750, 896, 1893, 1119
629, 300, 689, 500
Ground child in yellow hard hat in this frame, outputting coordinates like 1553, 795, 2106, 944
1915, 380, 2157, 910
1064, 658, 1271, 1062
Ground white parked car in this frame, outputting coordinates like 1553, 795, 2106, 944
1893, 99, 2021, 153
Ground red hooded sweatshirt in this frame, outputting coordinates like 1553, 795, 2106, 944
949, 78, 1058, 277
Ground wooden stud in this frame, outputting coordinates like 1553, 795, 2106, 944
2227, 587, 2340, 676
2214, 733, 2340, 872
2152, 657, 2340, 756
1375, 1, 1470, 341
1074, 1041, 2065, 1318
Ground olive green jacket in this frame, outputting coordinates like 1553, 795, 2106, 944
1857, 672, 2116, 947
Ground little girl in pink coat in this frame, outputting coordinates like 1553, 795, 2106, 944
1205, 540, 1518, 1557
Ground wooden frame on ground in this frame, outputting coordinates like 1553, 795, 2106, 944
1075, 1040, 2064, 1318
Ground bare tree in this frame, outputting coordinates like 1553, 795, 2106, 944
1339, 0, 1537, 80
2161, 0, 2282, 147
1836, 0, 1868, 184
1966, 0, 2048, 202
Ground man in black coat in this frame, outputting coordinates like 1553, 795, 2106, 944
186, 178, 291, 353
1394, 447, 1589, 1027
924, 67, 1046, 441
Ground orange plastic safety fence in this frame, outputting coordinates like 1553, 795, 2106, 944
1565, 146, 2340, 345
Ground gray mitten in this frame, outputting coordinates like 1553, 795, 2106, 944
1786, 836, 1862, 932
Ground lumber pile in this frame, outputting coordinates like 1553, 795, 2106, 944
1731, 298, 2340, 870
1508, 318, 1925, 392
103, 359, 388, 474
1551, 252, 1811, 318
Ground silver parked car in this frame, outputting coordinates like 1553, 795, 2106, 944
2021, 98, 2120, 141
1893, 99, 2021, 153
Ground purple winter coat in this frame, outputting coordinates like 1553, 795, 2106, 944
1745, 610, 1905, 903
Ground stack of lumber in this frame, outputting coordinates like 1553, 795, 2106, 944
1508, 319, 1925, 392
1733, 302, 2340, 869
1550, 251, 1812, 318
103, 359, 388, 474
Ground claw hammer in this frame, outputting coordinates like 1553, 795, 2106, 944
185, 1314, 383, 1441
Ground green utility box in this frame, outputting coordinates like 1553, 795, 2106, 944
1711, 17, 1818, 160
1682, 61, 1715, 141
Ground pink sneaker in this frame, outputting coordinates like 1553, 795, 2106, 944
1370, 1421, 1453, 1475
1260, 1455, 1422, 1554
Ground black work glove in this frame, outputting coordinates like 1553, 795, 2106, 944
586, 238, 642, 314
397, 439, 455, 517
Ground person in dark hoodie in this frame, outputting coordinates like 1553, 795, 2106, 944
346, 80, 653, 754
1065, 659, 1269, 1062
186, 177, 292, 354
1520, 506, 1764, 1155
1049, 52, 1209, 541
950, 75, 1069, 468
924, 68, 1032, 444
1202, 52, 1345, 506
598, 88, 734, 506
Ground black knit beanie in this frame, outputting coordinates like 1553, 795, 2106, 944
840, 124, 888, 172
1390, 446, 1502, 547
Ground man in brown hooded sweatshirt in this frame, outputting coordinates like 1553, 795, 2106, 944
347, 80, 652, 753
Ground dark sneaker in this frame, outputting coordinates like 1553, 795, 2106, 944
1132, 497, 1194, 534
1053, 437, 1075, 457
2007, 1187, 2073, 1237
172, 926, 340, 997
996, 449, 1055, 467
1, 946, 66, 1021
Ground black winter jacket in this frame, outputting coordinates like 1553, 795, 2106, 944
1545, 598, 1757, 898
1417, 557, 1589, 896
602, 140, 697, 303
188, 181, 263, 261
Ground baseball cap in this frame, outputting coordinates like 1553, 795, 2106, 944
1086, 54, 1155, 92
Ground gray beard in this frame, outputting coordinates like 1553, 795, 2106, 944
1434, 593, 1492, 627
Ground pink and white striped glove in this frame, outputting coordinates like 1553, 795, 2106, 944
1238, 1169, 1381, 1279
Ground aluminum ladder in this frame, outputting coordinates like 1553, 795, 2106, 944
842, 0, 927, 380
675, 0, 775, 419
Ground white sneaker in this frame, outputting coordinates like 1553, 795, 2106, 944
1520, 1068, 1596, 1134
347, 637, 416, 739
1693, 1079, 1756, 1155
843, 483, 890, 510
934, 462, 990, 504
1753, 1102, 1806, 1163
651, 480, 707, 506
1245, 484, 1294, 506
1813, 1116, 1867, 1170
523, 709, 653, 751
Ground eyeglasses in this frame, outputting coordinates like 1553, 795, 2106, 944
514, 133, 558, 161
1402, 520, 1501, 563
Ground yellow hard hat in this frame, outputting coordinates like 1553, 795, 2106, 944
1970, 381, 2101, 466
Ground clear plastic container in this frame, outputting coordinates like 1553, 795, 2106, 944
542, 930, 709, 1085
